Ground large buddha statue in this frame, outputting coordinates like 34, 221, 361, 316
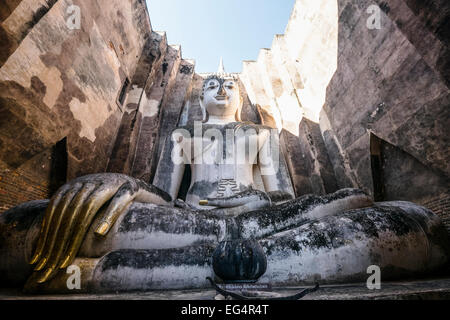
0, 70, 449, 293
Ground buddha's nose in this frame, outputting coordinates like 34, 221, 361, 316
217, 84, 226, 96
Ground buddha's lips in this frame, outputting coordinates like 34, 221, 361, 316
215, 95, 227, 101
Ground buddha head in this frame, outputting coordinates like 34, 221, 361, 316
200, 72, 242, 123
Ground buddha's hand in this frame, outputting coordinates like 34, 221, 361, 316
28, 173, 171, 283
200, 188, 272, 215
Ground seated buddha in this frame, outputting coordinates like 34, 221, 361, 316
0, 71, 448, 293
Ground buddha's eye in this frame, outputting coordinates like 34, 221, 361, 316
208, 81, 218, 89
225, 82, 234, 89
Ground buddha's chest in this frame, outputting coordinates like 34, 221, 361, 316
185, 133, 262, 166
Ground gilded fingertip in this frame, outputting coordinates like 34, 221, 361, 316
34, 257, 47, 271
59, 256, 72, 269
37, 268, 53, 284
29, 253, 40, 265
95, 221, 109, 236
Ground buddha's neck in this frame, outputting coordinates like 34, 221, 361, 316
206, 115, 236, 125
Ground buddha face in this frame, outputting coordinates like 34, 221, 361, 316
201, 76, 241, 120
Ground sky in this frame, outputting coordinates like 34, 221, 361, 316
146, 0, 296, 73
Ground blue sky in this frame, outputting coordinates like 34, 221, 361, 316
146, 0, 296, 73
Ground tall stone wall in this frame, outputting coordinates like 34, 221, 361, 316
240, 0, 339, 197
0, 0, 152, 210
240, 0, 449, 226
106, 31, 169, 176
322, 0, 449, 216
323, 0, 449, 195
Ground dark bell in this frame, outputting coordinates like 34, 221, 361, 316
212, 238, 267, 282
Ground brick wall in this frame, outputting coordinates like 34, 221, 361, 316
0, 138, 66, 213
421, 196, 450, 235
0, 148, 52, 212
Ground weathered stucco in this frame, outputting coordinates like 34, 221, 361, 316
0, 0, 151, 209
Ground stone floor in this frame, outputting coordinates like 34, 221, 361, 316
1, 277, 450, 300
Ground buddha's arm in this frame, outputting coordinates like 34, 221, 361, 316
260, 154, 295, 203
152, 131, 186, 200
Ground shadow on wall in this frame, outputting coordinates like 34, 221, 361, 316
370, 133, 450, 232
